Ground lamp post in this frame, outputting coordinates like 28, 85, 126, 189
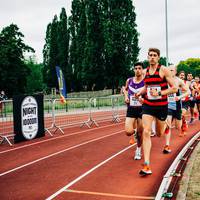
165, 0, 169, 67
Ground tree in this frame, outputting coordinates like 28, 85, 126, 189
102, 0, 139, 93
82, 0, 105, 90
177, 58, 200, 76
43, 16, 60, 90
69, 0, 87, 91
25, 56, 45, 94
44, 0, 139, 93
0, 24, 34, 96
43, 23, 51, 86
57, 8, 71, 93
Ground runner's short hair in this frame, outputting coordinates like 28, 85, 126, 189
148, 48, 160, 57
134, 62, 144, 68
178, 70, 185, 75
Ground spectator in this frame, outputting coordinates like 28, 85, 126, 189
0, 90, 8, 115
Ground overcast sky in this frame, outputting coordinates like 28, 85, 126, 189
0, 0, 199, 65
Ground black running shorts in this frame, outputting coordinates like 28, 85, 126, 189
189, 100, 195, 108
142, 104, 168, 121
126, 106, 142, 119
168, 108, 182, 120
182, 101, 189, 110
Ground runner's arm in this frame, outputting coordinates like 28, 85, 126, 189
161, 66, 178, 96
177, 79, 190, 100
135, 85, 147, 97
124, 79, 129, 103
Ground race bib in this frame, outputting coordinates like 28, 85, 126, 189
147, 85, 161, 100
130, 95, 142, 107
168, 93, 176, 102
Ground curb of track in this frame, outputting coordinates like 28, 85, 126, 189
155, 131, 200, 200
176, 141, 200, 200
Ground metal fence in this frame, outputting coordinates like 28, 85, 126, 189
0, 100, 14, 146
0, 95, 126, 146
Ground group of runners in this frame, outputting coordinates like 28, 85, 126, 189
124, 48, 200, 176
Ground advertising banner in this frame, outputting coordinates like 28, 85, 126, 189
13, 94, 45, 143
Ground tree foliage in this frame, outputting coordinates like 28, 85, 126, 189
43, 9, 71, 92
25, 56, 45, 94
68, 0, 139, 93
177, 58, 200, 76
69, 0, 87, 91
0, 24, 34, 97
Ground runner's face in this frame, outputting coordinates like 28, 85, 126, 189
195, 77, 199, 83
148, 51, 159, 65
134, 65, 143, 77
179, 73, 185, 80
187, 74, 193, 81
169, 66, 176, 76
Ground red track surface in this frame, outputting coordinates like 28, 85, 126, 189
0, 119, 200, 200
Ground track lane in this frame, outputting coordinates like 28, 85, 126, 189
0, 121, 123, 152
0, 119, 199, 200
0, 123, 124, 173
0, 127, 132, 200
52, 121, 200, 200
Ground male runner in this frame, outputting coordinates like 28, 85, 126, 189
187, 73, 196, 123
136, 48, 177, 175
192, 76, 200, 120
178, 71, 191, 135
124, 62, 144, 160
163, 65, 190, 153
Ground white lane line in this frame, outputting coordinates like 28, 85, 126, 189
46, 144, 135, 200
0, 130, 124, 177
0, 122, 124, 154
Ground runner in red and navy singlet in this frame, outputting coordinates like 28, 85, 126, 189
135, 48, 177, 176
142, 65, 169, 121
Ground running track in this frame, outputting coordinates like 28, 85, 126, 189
0, 119, 200, 200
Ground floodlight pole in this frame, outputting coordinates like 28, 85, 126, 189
165, 0, 169, 67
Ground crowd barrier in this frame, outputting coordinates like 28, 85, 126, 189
0, 96, 126, 146
0, 100, 14, 146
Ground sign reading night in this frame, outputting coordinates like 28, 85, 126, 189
21, 96, 38, 140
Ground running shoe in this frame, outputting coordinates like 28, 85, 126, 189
163, 145, 171, 154
134, 148, 142, 160
151, 132, 156, 137
194, 112, 198, 119
139, 164, 152, 176
181, 120, 188, 131
179, 131, 186, 137
164, 126, 170, 134
189, 118, 194, 124
129, 138, 135, 145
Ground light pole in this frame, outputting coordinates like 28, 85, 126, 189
165, 0, 169, 67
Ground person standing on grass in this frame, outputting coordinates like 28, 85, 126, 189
136, 48, 177, 176
124, 62, 144, 160
163, 65, 190, 154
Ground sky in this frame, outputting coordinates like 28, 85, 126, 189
0, 0, 199, 65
